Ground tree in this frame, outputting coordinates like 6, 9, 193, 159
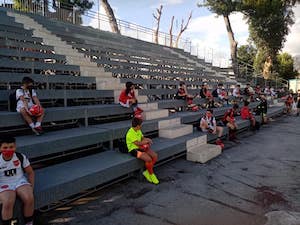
101, 0, 120, 34
175, 11, 192, 48
169, 16, 175, 47
237, 44, 257, 66
277, 52, 298, 80
242, 0, 297, 79
237, 43, 257, 79
153, 5, 163, 44
198, 0, 241, 76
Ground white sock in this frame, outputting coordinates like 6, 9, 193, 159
29, 123, 35, 128
35, 122, 41, 127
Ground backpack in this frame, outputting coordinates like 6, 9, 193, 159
212, 89, 218, 98
9, 90, 18, 112
0, 152, 25, 172
117, 138, 128, 153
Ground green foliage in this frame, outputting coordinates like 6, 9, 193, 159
58, 0, 93, 12
243, 0, 295, 59
277, 52, 298, 80
200, 0, 240, 16
237, 44, 257, 65
253, 49, 267, 74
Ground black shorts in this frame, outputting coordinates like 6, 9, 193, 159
129, 149, 140, 157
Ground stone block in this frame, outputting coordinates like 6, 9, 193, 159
186, 135, 207, 149
186, 144, 221, 164
159, 124, 193, 139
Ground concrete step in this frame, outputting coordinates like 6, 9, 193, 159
158, 117, 181, 129
139, 103, 158, 111
143, 109, 169, 121
186, 135, 207, 149
159, 124, 193, 139
186, 144, 221, 164
136, 95, 148, 103
96, 83, 123, 90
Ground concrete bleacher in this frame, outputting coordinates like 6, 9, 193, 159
0, 7, 286, 225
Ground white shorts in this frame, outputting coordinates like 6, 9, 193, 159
0, 177, 30, 193
119, 100, 130, 108
16, 103, 34, 113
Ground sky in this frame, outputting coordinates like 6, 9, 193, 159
85, 0, 300, 67
1, 0, 297, 66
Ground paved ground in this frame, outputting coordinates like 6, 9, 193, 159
41, 115, 300, 225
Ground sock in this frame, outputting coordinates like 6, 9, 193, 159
145, 162, 154, 174
29, 123, 35, 129
24, 215, 34, 225
2, 219, 12, 225
35, 122, 41, 127
229, 130, 235, 140
152, 157, 157, 165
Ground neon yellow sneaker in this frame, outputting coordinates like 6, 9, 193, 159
143, 170, 153, 183
150, 173, 159, 185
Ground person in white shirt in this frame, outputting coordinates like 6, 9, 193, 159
199, 109, 224, 147
233, 84, 241, 99
17, 77, 44, 135
0, 136, 35, 225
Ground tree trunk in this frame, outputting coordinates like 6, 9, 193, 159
263, 55, 273, 80
223, 15, 238, 76
169, 16, 174, 47
175, 11, 192, 48
153, 5, 163, 44
101, 0, 120, 34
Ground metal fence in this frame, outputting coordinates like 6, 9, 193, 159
0, 0, 232, 67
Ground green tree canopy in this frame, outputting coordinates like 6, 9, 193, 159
277, 52, 298, 80
237, 44, 257, 65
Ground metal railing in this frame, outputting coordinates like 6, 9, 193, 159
0, 0, 231, 68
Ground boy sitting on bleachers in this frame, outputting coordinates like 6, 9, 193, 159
17, 77, 44, 136
175, 81, 195, 108
199, 109, 224, 148
126, 118, 159, 185
241, 100, 259, 130
222, 104, 239, 142
119, 82, 143, 117
0, 136, 35, 225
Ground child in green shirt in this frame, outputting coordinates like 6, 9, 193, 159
126, 118, 159, 184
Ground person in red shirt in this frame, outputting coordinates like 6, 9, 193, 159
175, 81, 194, 105
241, 100, 257, 129
285, 93, 294, 114
222, 104, 239, 142
119, 82, 143, 116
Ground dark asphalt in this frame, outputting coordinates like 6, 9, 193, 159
41, 115, 300, 225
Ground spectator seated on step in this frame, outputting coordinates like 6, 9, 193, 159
219, 86, 229, 106
126, 118, 159, 185
244, 83, 254, 102
241, 100, 259, 130
285, 93, 294, 115
222, 104, 239, 142
15, 77, 45, 136
119, 81, 143, 116
256, 95, 268, 124
0, 136, 35, 225
199, 82, 211, 99
255, 85, 262, 95
232, 84, 242, 101
175, 81, 195, 105
199, 109, 224, 146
